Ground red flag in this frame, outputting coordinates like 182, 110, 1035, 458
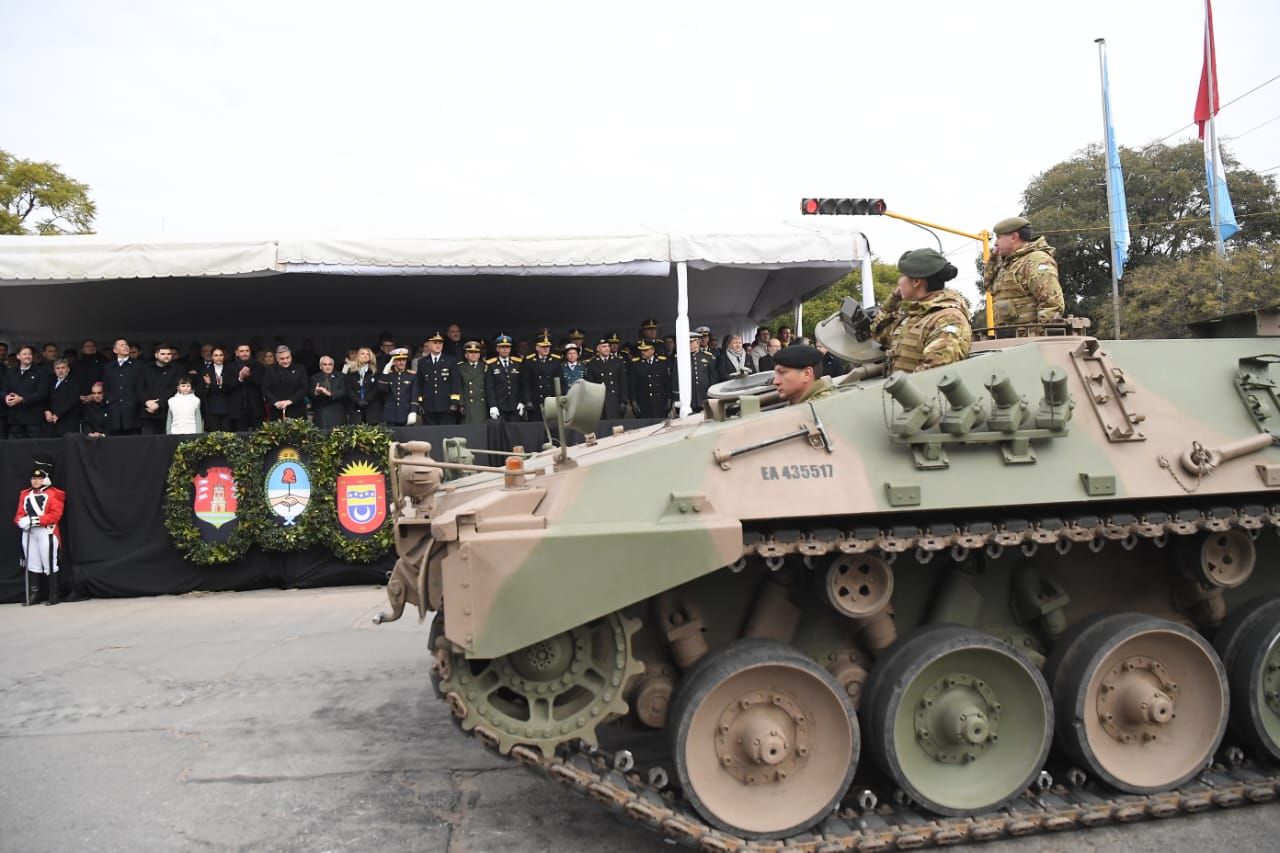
1193, 0, 1219, 139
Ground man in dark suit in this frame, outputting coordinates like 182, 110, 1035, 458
45, 359, 82, 436
102, 338, 141, 435
310, 355, 347, 427
228, 343, 262, 431
137, 343, 183, 435
2, 345, 50, 438
262, 345, 309, 420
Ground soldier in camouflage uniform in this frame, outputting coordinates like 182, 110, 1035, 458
871, 248, 972, 374
985, 216, 1065, 331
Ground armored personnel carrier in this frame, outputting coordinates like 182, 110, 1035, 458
375, 303, 1280, 849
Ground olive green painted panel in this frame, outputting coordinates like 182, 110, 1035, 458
470, 521, 737, 658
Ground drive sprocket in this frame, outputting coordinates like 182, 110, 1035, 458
439, 611, 644, 757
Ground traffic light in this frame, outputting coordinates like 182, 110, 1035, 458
800, 198, 887, 216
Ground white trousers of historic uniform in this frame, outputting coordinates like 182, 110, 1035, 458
21, 525, 59, 574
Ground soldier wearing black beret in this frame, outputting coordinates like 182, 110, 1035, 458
771, 344, 834, 405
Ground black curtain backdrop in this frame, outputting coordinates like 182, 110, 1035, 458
0, 420, 658, 604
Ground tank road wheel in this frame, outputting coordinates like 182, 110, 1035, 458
437, 611, 644, 758
1051, 612, 1228, 792
670, 639, 859, 839
428, 612, 447, 700
1215, 596, 1280, 762
864, 625, 1053, 816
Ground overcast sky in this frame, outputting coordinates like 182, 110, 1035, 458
2, 0, 1277, 306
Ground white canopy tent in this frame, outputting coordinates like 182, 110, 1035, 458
0, 225, 867, 414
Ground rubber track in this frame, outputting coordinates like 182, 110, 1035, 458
438, 499, 1280, 849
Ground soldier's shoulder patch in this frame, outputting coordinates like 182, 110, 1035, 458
630, 357, 640, 362
551, 353, 562, 360
484, 357, 497, 365
940, 324, 960, 336
511, 356, 523, 363
1037, 263, 1051, 271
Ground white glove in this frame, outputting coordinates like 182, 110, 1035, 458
516, 402, 525, 416
381, 360, 393, 375
406, 411, 418, 426
18, 516, 32, 530
489, 406, 500, 419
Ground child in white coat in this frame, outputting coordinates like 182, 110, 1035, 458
166, 378, 204, 435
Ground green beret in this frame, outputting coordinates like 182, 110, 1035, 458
993, 216, 1030, 235
772, 344, 823, 375
898, 248, 948, 279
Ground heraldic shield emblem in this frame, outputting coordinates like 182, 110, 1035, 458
193, 465, 238, 531
266, 447, 311, 527
337, 460, 386, 535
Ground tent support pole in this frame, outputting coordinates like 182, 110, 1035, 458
675, 261, 692, 418
861, 235, 875, 307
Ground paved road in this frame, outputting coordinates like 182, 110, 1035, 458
1, 587, 1276, 852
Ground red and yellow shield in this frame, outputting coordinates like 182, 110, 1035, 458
337, 461, 386, 534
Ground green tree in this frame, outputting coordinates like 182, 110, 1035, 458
769, 262, 899, 334
1015, 141, 1279, 327
0, 148, 97, 234
1117, 245, 1280, 339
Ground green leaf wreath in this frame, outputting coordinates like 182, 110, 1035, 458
164, 432, 262, 565
314, 424, 395, 563
247, 418, 328, 551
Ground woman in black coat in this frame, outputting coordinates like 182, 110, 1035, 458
201, 346, 237, 432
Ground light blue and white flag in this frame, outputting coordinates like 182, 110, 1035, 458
1098, 42, 1130, 277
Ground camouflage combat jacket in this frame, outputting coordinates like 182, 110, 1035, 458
988, 236, 1065, 327
791, 375, 835, 405
870, 289, 972, 374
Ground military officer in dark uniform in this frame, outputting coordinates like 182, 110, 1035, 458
413, 331, 459, 425
453, 341, 488, 424
628, 340, 669, 419
607, 332, 625, 361
679, 332, 718, 413
379, 348, 417, 426
262, 345, 309, 420
523, 334, 562, 422
484, 334, 525, 421
102, 338, 141, 435
560, 342, 585, 390
637, 318, 661, 353
566, 329, 590, 363
584, 338, 629, 419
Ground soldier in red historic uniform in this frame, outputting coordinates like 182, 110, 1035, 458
15, 457, 66, 606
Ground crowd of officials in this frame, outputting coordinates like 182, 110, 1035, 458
0, 320, 849, 439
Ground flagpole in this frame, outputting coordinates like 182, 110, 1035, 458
1095, 38, 1122, 339
1205, 1, 1226, 259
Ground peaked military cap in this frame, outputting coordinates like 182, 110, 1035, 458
640, 318, 659, 330
694, 325, 711, 335
993, 215, 1030, 235
596, 338, 611, 347
563, 342, 579, 351
636, 339, 655, 350
772, 344, 823, 374
494, 334, 514, 346
464, 341, 482, 353
535, 336, 553, 347
389, 347, 410, 360
898, 248, 949, 279
426, 331, 445, 342
567, 328, 586, 339
607, 332, 621, 344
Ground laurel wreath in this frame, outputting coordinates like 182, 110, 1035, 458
164, 431, 262, 565
246, 419, 328, 552
313, 424, 395, 563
